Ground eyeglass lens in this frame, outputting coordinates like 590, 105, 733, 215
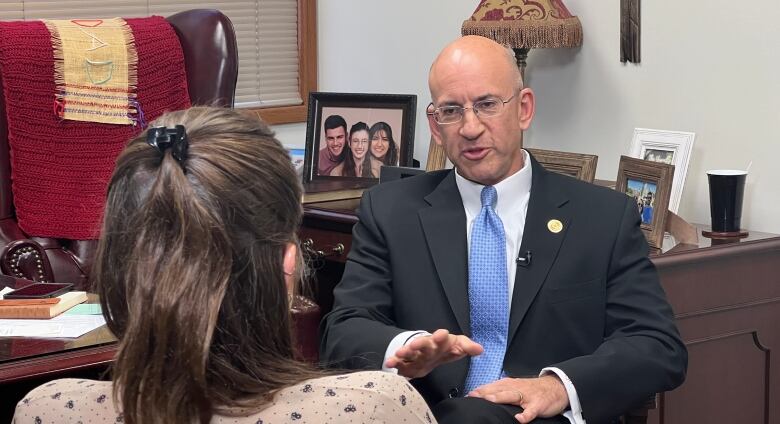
434, 96, 508, 124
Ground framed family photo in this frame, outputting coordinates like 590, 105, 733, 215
629, 128, 695, 213
303, 92, 416, 185
615, 155, 675, 250
526, 148, 598, 183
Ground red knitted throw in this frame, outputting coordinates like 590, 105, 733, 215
0, 17, 191, 239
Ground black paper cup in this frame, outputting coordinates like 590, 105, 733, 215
707, 170, 747, 233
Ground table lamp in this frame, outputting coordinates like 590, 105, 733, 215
461, 0, 583, 77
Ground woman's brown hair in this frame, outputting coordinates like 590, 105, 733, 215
94, 107, 318, 423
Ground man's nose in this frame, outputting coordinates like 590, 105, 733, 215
459, 108, 484, 139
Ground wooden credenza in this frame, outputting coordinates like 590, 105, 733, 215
650, 233, 780, 423
301, 200, 780, 424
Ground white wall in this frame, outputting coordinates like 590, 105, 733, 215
274, 0, 474, 161
275, 0, 780, 233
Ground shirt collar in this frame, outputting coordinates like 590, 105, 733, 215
455, 149, 533, 218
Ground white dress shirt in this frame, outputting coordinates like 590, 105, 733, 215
383, 150, 585, 424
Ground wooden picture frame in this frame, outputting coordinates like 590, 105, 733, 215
616, 155, 675, 249
629, 128, 695, 213
303, 92, 416, 185
526, 148, 599, 183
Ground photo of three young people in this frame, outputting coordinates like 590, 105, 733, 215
316, 111, 401, 178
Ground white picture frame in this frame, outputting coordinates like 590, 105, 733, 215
629, 128, 695, 213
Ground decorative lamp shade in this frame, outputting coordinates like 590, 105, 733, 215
461, 0, 583, 49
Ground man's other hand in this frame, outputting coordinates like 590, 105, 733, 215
468, 375, 569, 423
384, 329, 483, 379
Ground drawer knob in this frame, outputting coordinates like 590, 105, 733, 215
302, 238, 345, 258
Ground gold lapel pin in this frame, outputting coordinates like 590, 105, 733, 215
547, 219, 563, 234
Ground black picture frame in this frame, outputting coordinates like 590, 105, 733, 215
303, 92, 416, 185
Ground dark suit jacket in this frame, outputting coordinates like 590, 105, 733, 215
320, 156, 687, 423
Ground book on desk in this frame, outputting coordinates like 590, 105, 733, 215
0, 290, 88, 319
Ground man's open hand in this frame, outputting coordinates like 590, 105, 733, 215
384, 329, 483, 379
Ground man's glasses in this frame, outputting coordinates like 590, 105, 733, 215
427, 93, 517, 125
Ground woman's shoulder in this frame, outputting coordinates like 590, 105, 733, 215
261, 371, 435, 423
304, 370, 410, 390
14, 379, 119, 423
274, 370, 411, 399
19, 378, 112, 403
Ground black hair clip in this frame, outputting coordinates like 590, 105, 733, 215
146, 125, 189, 167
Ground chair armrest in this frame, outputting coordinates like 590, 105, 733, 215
0, 239, 53, 282
0, 236, 91, 290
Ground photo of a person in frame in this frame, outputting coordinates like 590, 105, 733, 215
641, 191, 654, 224
369, 121, 399, 167
626, 179, 657, 225
330, 122, 381, 178
317, 115, 348, 175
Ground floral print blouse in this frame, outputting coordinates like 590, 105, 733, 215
14, 370, 436, 423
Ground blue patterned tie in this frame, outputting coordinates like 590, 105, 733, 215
464, 185, 509, 393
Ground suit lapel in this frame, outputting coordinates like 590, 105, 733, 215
419, 171, 470, 334
508, 158, 572, 344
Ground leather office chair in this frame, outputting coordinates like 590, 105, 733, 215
0, 10, 321, 362
0, 9, 238, 289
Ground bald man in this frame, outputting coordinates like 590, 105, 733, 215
320, 36, 686, 424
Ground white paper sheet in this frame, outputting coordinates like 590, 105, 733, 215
0, 314, 106, 338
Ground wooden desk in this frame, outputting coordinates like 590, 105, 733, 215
0, 296, 116, 420
301, 202, 780, 424
0, 326, 115, 383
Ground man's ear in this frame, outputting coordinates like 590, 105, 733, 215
427, 104, 444, 146
516, 87, 535, 131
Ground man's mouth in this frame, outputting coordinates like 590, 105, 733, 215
462, 147, 489, 161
